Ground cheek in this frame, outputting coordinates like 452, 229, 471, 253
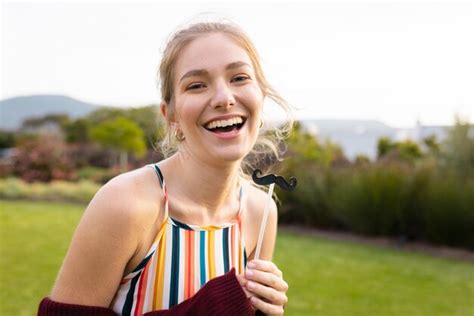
241, 85, 264, 112
175, 97, 203, 123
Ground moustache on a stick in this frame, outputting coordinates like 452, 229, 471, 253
252, 169, 297, 191
251, 169, 297, 261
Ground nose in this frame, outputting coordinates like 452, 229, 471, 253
210, 79, 235, 110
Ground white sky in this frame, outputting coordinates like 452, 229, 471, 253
1, 0, 473, 127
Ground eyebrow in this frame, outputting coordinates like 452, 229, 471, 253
178, 61, 251, 83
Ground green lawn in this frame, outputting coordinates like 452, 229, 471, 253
1, 200, 473, 315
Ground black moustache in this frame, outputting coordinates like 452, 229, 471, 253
251, 169, 297, 191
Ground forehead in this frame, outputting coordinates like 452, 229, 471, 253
174, 33, 254, 79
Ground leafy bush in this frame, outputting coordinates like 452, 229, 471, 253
12, 136, 75, 182
0, 178, 100, 203
75, 166, 120, 184
419, 175, 474, 249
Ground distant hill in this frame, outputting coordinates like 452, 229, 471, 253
301, 119, 448, 160
0, 95, 99, 130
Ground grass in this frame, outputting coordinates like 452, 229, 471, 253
1, 200, 473, 315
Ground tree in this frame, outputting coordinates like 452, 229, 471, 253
63, 118, 90, 143
354, 154, 371, 166
377, 137, 396, 159
0, 130, 16, 148
397, 140, 423, 162
423, 135, 441, 157
377, 137, 423, 163
286, 122, 345, 167
89, 116, 146, 171
440, 116, 474, 178
86, 106, 165, 149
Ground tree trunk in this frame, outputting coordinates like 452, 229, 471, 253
120, 151, 128, 172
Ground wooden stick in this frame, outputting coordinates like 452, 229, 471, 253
253, 183, 275, 261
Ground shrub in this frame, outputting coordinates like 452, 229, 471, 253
75, 166, 121, 184
330, 164, 410, 236
0, 177, 100, 203
12, 136, 74, 182
419, 175, 474, 249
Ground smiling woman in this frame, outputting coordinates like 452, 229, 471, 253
40, 19, 293, 316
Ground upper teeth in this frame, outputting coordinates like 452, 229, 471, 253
205, 117, 243, 129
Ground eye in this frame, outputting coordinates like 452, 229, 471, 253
186, 82, 206, 90
231, 74, 250, 83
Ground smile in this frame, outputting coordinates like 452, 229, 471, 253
203, 116, 247, 135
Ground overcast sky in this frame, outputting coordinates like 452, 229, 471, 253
2, 0, 473, 127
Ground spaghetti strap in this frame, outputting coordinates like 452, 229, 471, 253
148, 163, 169, 219
237, 185, 245, 219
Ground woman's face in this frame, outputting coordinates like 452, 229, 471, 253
170, 33, 264, 165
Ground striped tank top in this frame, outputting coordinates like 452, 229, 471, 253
111, 164, 248, 315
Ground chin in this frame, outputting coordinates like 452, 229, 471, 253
208, 146, 250, 164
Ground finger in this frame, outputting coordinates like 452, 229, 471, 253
246, 280, 288, 306
248, 260, 283, 277
250, 296, 284, 316
235, 275, 255, 300
245, 268, 289, 292
235, 274, 248, 286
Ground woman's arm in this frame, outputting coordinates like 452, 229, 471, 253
50, 178, 144, 307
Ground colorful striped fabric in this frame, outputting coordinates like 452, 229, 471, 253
110, 164, 248, 315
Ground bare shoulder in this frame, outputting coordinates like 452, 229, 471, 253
243, 181, 278, 221
50, 165, 163, 306
90, 165, 164, 225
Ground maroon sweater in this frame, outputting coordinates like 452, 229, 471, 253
38, 268, 255, 316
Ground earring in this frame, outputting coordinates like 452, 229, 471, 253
175, 128, 185, 141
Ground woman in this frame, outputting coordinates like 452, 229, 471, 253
43, 21, 292, 315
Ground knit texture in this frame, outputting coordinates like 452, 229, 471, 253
37, 298, 116, 316
38, 268, 254, 316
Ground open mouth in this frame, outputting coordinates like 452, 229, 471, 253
204, 117, 247, 134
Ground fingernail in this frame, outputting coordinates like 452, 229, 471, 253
248, 262, 256, 268
246, 269, 254, 277
247, 281, 255, 289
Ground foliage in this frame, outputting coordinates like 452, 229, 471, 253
354, 154, 371, 166
89, 116, 146, 170
439, 116, 474, 178
0, 130, 16, 148
277, 119, 474, 249
0, 178, 100, 203
279, 158, 474, 249
422, 134, 441, 157
21, 113, 70, 130
63, 118, 90, 143
285, 122, 345, 167
85, 106, 165, 149
65, 143, 116, 169
75, 166, 120, 184
12, 136, 75, 182
89, 116, 145, 155
377, 137, 423, 163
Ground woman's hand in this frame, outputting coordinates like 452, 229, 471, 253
239, 259, 288, 315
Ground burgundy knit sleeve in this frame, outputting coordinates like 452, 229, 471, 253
38, 268, 253, 316
37, 297, 116, 316
144, 268, 254, 316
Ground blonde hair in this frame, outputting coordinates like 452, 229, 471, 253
158, 20, 293, 177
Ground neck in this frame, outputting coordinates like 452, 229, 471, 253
161, 152, 242, 222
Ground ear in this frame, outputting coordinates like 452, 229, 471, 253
160, 102, 175, 124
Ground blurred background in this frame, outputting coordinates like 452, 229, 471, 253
1, 0, 473, 315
